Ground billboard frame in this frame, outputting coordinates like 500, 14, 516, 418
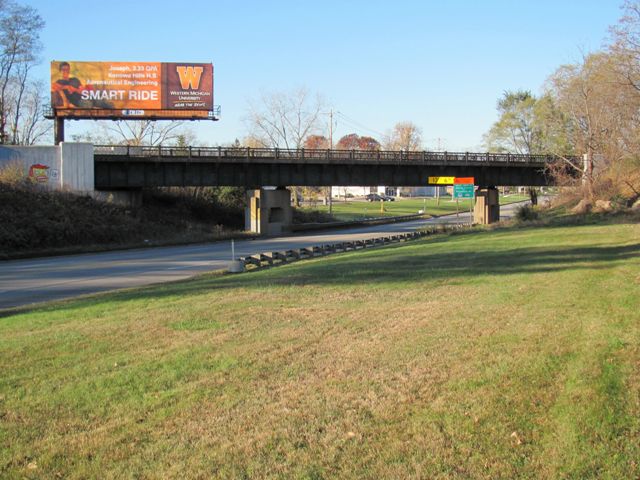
48, 60, 219, 143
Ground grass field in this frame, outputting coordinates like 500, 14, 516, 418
1, 213, 639, 478
302, 194, 530, 221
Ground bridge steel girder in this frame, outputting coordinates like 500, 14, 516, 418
94, 157, 552, 190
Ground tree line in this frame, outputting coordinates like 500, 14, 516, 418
484, 1, 640, 204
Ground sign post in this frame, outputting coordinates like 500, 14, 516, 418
429, 178, 475, 218
452, 177, 475, 223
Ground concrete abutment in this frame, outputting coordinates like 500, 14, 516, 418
474, 187, 500, 224
245, 188, 293, 235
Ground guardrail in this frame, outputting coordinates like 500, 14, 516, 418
236, 223, 469, 271
95, 144, 572, 166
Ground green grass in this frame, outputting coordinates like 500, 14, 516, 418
1, 213, 639, 478
303, 194, 530, 221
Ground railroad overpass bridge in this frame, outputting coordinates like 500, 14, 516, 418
94, 145, 564, 189
0, 142, 577, 234
93, 145, 576, 233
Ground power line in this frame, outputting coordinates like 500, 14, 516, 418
334, 111, 386, 138
335, 112, 384, 137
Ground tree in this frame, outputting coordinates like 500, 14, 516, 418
384, 121, 422, 151
547, 53, 636, 199
0, 1, 46, 145
358, 136, 381, 151
608, 1, 640, 159
105, 120, 188, 146
530, 93, 574, 156
9, 79, 50, 144
336, 133, 359, 149
245, 87, 326, 149
304, 134, 329, 149
484, 90, 573, 155
610, 1, 640, 93
241, 135, 268, 148
484, 90, 540, 154
245, 87, 326, 206
301, 135, 330, 205
72, 120, 191, 146
336, 133, 380, 150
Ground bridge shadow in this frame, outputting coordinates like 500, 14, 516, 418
3, 232, 638, 319
255, 241, 640, 287
79, 237, 640, 305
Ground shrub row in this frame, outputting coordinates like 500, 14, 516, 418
0, 183, 245, 257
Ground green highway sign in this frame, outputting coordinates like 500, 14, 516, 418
453, 184, 474, 199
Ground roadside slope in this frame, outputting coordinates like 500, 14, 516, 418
1, 217, 638, 478
0, 182, 243, 259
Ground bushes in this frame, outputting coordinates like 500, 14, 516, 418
0, 182, 245, 258
292, 208, 335, 224
142, 187, 244, 229
0, 183, 139, 255
515, 204, 539, 222
0, 162, 26, 186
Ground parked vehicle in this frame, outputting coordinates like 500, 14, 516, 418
365, 193, 395, 202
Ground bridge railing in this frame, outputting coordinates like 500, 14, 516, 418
94, 145, 564, 165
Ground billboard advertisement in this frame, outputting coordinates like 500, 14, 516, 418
50, 61, 214, 119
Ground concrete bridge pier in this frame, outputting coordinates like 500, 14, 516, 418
474, 186, 500, 224
245, 187, 293, 235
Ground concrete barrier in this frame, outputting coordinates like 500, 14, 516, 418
237, 223, 470, 271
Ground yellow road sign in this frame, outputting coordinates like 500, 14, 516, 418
428, 176, 455, 185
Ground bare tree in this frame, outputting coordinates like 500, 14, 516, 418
11, 79, 50, 144
105, 120, 187, 146
245, 87, 326, 149
245, 87, 326, 205
610, 1, 640, 92
241, 135, 268, 148
0, 1, 45, 145
73, 120, 189, 146
608, 0, 640, 158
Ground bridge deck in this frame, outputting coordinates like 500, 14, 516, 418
93, 146, 577, 188
95, 145, 557, 166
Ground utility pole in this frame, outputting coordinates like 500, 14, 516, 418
329, 109, 333, 148
327, 109, 334, 214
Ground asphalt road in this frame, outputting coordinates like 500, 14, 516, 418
0, 201, 526, 310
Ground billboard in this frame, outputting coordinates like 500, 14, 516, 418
50, 61, 215, 120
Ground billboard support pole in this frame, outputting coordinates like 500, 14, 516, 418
54, 118, 64, 145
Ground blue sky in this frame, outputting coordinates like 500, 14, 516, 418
26, 0, 622, 150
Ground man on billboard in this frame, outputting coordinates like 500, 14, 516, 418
51, 62, 112, 109
49, 60, 214, 118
